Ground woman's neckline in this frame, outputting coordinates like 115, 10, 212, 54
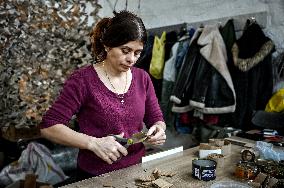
90, 64, 134, 98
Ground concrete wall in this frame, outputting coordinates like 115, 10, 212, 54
97, 0, 284, 53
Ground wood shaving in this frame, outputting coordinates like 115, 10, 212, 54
152, 178, 173, 188
139, 182, 153, 187
103, 183, 114, 187
248, 181, 261, 188
135, 168, 175, 188
136, 174, 156, 182
152, 168, 162, 179
267, 177, 278, 187
207, 153, 224, 159
135, 181, 152, 188
160, 171, 176, 177
253, 173, 267, 184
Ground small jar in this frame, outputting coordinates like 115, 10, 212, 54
235, 161, 259, 180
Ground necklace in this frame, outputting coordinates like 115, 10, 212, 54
102, 61, 127, 104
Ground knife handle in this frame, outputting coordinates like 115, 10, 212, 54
110, 135, 128, 146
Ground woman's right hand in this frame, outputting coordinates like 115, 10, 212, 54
87, 133, 128, 164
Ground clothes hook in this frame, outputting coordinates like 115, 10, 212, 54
125, 0, 128, 10
113, 0, 118, 14
138, 0, 141, 11
137, 0, 141, 16
250, 16, 256, 24
217, 21, 222, 28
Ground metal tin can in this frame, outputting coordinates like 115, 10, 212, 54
192, 159, 217, 181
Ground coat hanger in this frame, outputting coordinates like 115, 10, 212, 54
179, 23, 187, 36
243, 16, 257, 31
178, 23, 190, 41
137, 0, 141, 16
113, 0, 118, 14
250, 16, 256, 24
247, 16, 257, 26
217, 21, 222, 28
125, 0, 128, 10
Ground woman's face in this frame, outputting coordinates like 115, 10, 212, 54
105, 40, 143, 72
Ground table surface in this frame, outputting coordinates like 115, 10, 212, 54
59, 136, 252, 188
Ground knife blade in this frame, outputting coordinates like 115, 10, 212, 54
111, 132, 148, 147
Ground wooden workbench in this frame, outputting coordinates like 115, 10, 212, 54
59, 137, 252, 188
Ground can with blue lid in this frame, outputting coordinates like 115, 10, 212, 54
192, 159, 217, 181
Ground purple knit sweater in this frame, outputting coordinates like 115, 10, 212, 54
40, 65, 164, 175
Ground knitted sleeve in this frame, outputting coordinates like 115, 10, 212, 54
40, 71, 86, 128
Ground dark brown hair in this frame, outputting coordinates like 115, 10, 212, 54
90, 10, 147, 62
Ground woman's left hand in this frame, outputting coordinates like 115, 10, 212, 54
146, 121, 166, 145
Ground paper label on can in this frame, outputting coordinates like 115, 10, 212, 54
194, 168, 200, 178
202, 169, 215, 179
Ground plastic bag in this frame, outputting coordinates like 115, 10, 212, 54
265, 88, 284, 112
255, 141, 284, 162
0, 142, 68, 186
149, 31, 166, 79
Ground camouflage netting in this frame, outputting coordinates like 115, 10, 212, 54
0, 0, 101, 128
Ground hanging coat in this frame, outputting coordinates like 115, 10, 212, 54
170, 25, 236, 114
230, 20, 275, 130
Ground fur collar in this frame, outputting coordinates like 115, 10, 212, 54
232, 40, 274, 72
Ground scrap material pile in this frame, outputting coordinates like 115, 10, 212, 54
135, 168, 176, 188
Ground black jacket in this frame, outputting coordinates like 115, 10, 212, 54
170, 25, 236, 114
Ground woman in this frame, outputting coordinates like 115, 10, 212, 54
40, 10, 166, 179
